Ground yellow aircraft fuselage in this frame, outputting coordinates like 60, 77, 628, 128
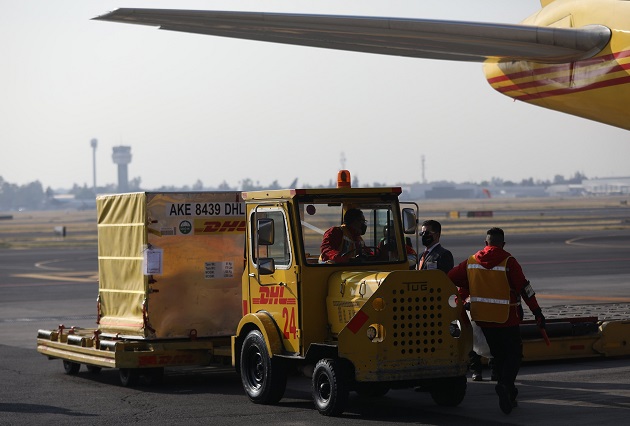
484, 0, 630, 129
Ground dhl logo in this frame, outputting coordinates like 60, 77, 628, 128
252, 286, 296, 305
194, 219, 246, 234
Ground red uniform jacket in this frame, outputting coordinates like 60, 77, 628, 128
448, 245, 540, 328
320, 225, 364, 263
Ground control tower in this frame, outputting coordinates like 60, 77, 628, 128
112, 146, 132, 192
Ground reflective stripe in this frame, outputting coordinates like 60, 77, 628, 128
522, 282, 535, 298
467, 255, 512, 323
470, 296, 510, 305
467, 264, 507, 272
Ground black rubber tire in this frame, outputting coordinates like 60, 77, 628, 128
312, 359, 349, 416
429, 375, 467, 407
62, 360, 80, 375
86, 365, 102, 374
119, 368, 140, 387
240, 330, 287, 404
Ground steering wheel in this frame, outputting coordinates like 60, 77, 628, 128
342, 246, 381, 262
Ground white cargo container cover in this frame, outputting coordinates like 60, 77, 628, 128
96, 192, 245, 339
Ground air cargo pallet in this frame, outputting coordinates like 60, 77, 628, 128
521, 303, 630, 361
37, 325, 232, 386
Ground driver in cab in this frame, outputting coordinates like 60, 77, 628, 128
319, 208, 366, 263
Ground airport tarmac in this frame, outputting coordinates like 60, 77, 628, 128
1, 227, 629, 425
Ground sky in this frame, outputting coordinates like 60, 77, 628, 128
2, 0, 629, 191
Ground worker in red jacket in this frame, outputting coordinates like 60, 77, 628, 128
448, 227, 546, 415
319, 208, 367, 263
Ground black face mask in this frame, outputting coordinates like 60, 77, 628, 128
422, 235, 434, 247
360, 223, 367, 235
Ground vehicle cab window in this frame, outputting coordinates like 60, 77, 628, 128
297, 198, 405, 266
250, 209, 291, 268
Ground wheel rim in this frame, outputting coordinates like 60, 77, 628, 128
245, 347, 264, 390
316, 373, 331, 402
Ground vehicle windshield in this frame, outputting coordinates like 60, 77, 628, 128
297, 197, 406, 265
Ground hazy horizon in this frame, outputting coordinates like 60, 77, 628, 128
3, 1, 630, 190
2, 169, 608, 194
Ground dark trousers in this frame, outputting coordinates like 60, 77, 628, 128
481, 326, 523, 392
469, 350, 482, 373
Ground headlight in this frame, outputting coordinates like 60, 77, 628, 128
367, 326, 378, 341
372, 297, 385, 311
366, 324, 385, 342
449, 320, 462, 338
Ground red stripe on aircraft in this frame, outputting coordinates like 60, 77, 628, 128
513, 74, 630, 101
486, 50, 630, 100
487, 50, 630, 85
494, 62, 630, 94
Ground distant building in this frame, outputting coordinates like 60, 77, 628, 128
546, 184, 586, 197
405, 183, 481, 199
395, 177, 630, 201
482, 186, 548, 198
582, 177, 630, 195
425, 186, 476, 199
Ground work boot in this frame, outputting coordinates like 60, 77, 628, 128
495, 384, 513, 414
469, 351, 482, 381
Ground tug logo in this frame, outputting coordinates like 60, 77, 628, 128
253, 286, 296, 305
194, 219, 246, 234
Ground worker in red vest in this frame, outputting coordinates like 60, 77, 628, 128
448, 227, 546, 415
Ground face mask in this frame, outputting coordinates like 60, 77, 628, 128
422, 235, 434, 246
360, 223, 367, 235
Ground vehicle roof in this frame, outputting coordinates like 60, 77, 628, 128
242, 187, 402, 201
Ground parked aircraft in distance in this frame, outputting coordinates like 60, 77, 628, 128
95, 0, 630, 130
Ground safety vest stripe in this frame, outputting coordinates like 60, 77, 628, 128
467, 264, 507, 272
470, 296, 510, 305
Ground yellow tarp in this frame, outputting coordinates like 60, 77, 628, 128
96, 192, 245, 339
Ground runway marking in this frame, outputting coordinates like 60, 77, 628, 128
34, 257, 96, 271
35, 260, 70, 271
566, 235, 630, 248
0, 272, 98, 287
14, 273, 97, 283
538, 294, 630, 302
527, 398, 630, 409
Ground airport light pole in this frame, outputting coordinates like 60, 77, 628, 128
91, 138, 98, 194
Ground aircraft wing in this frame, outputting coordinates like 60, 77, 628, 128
93, 9, 610, 63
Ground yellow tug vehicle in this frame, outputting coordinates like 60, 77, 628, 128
37, 171, 630, 416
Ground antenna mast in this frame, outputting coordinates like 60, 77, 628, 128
421, 155, 426, 184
